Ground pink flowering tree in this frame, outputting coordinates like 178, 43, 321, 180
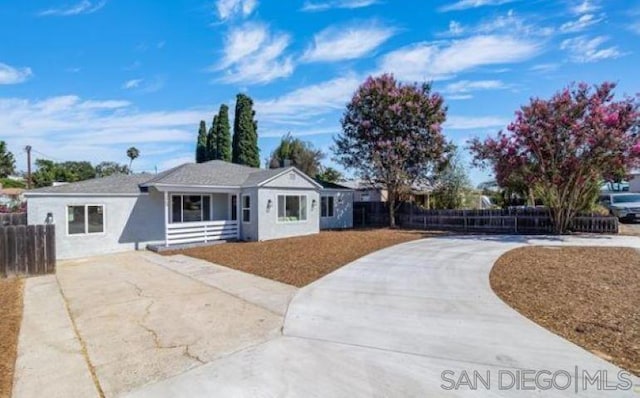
470, 82, 640, 234
334, 74, 449, 227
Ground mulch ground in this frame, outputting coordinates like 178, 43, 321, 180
0, 278, 24, 398
490, 246, 640, 376
165, 228, 440, 287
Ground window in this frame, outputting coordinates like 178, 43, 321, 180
231, 195, 238, 221
321, 196, 334, 218
242, 195, 251, 222
277, 195, 307, 222
171, 195, 211, 223
68, 205, 104, 235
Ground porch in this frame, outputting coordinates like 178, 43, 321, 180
160, 190, 243, 247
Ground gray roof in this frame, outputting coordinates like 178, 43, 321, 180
141, 160, 295, 188
26, 161, 320, 195
26, 173, 153, 195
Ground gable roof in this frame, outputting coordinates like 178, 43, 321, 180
25, 173, 153, 196
25, 161, 322, 195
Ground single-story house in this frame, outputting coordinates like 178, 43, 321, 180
315, 180, 354, 230
0, 187, 25, 206
341, 179, 433, 207
25, 161, 354, 259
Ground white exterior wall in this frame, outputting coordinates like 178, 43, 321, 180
257, 188, 320, 241
26, 192, 165, 259
629, 176, 640, 193
239, 187, 259, 241
320, 190, 353, 230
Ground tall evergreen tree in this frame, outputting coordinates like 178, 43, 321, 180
232, 94, 259, 167
0, 141, 16, 178
215, 104, 232, 161
196, 120, 208, 163
206, 115, 218, 161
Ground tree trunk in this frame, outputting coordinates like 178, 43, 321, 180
389, 195, 396, 228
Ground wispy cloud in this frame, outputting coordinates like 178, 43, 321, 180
0, 63, 33, 85
443, 80, 507, 94
378, 35, 541, 82
301, 0, 378, 12
560, 35, 622, 63
560, 13, 603, 33
301, 22, 395, 63
38, 0, 106, 17
439, 0, 518, 12
122, 79, 143, 89
441, 10, 554, 38
445, 116, 509, 130
215, 0, 258, 20
571, 0, 600, 15
214, 22, 293, 84
121, 77, 165, 93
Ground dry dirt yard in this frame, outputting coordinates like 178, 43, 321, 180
0, 278, 23, 398
166, 229, 441, 287
491, 246, 640, 376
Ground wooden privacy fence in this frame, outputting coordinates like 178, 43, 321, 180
354, 203, 619, 234
0, 212, 27, 226
0, 225, 56, 277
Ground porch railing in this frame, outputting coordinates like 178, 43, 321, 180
166, 220, 238, 246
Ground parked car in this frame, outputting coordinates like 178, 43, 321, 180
598, 193, 640, 222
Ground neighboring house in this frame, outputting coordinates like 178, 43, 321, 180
26, 161, 353, 259
0, 186, 25, 206
315, 180, 354, 230
341, 179, 433, 207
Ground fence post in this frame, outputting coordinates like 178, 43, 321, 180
515, 215, 518, 234
0, 228, 6, 277
463, 210, 467, 232
45, 225, 56, 274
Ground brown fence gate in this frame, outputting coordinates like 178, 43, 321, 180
0, 224, 56, 277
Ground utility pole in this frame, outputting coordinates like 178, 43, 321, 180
24, 145, 32, 189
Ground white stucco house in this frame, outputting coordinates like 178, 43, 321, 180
25, 161, 354, 259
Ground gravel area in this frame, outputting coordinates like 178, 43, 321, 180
491, 246, 640, 376
165, 229, 440, 287
0, 278, 24, 398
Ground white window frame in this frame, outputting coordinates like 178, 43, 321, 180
170, 194, 212, 224
66, 204, 105, 236
321, 195, 334, 218
276, 194, 308, 223
242, 195, 251, 223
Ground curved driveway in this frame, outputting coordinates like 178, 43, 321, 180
128, 235, 640, 397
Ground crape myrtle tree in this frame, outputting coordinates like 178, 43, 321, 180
470, 82, 640, 234
334, 74, 449, 227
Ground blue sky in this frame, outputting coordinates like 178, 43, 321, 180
1, 0, 638, 185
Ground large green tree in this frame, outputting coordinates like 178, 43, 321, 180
268, 133, 325, 177
431, 148, 472, 209
207, 115, 218, 161
32, 160, 96, 188
334, 74, 449, 227
0, 141, 16, 178
232, 94, 259, 167
215, 104, 232, 161
95, 161, 130, 177
196, 120, 208, 163
316, 167, 343, 183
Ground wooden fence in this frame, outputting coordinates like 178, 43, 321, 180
0, 212, 27, 226
0, 225, 56, 277
354, 203, 619, 234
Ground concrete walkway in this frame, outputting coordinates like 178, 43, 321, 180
127, 235, 640, 397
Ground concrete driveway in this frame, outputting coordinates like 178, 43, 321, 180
128, 235, 640, 397
13, 251, 295, 398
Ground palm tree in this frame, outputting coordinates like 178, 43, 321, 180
126, 147, 139, 172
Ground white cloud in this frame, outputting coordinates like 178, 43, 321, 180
122, 79, 143, 89
439, 0, 518, 12
378, 35, 540, 82
529, 63, 559, 72
560, 35, 622, 63
632, 22, 640, 35
441, 10, 554, 37
38, 0, 106, 16
0, 95, 210, 171
571, 0, 599, 15
0, 63, 33, 85
443, 80, 506, 94
216, 0, 258, 20
302, 22, 395, 63
215, 23, 293, 84
445, 116, 509, 130
301, 0, 378, 12
560, 14, 602, 33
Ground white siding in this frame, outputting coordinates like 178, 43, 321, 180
257, 188, 320, 241
27, 191, 165, 259
320, 190, 353, 230
262, 170, 318, 189
629, 176, 640, 193
239, 188, 259, 241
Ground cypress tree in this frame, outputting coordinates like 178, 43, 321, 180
195, 120, 208, 163
232, 93, 259, 167
206, 115, 218, 161
215, 104, 232, 161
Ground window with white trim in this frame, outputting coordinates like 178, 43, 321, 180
321, 196, 334, 218
277, 195, 307, 222
68, 205, 104, 235
171, 195, 211, 223
242, 195, 251, 223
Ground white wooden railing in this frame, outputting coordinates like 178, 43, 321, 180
165, 220, 238, 246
